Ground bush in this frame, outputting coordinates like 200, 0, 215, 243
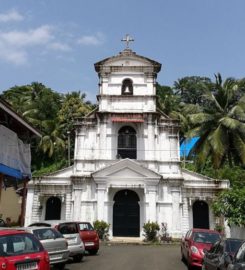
143, 221, 160, 242
93, 220, 110, 240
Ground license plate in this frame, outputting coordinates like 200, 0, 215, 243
17, 262, 38, 270
50, 254, 62, 260
67, 238, 76, 244
85, 242, 94, 246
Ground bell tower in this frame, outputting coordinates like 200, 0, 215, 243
94, 35, 161, 114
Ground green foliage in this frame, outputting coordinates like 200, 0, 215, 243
32, 159, 67, 177
1, 83, 94, 175
143, 221, 160, 242
185, 74, 245, 169
212, 187, 245, 226
214, 224, 224, 233
93, 220, 110, 240
174, 76, 212, 105
156, 83, 180, 115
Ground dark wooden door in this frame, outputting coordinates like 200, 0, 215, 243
113, 190, 140, 237
45, 196, 61, 220
193, 200, 209, 229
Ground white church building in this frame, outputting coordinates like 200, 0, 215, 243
25, 40, 229, 238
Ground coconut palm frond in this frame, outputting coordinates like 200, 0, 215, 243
220, 117, 241, 130
185, 127, 202, 138
188, 113, 214, 125
194, 139, 211, 169
229, 105, 245, 121
182, 104, 201, 114
208, 126, 227, 159
55, 137, 66, 149
232, 133, 245, 165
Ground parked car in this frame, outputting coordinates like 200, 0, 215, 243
181, 228, 221, 270
20, 227, 70, 269
225, 240, 245, 270
0, 229, 50, 269
29, 220, 85, 262
202, 238, 244, 270
77, 222, 99, 255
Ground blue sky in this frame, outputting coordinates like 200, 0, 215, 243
0, 0, 245, 103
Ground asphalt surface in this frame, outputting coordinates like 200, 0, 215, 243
64, 243, 188, 270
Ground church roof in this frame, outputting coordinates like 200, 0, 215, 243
94, 49, 161, 74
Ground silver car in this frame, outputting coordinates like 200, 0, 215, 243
29, 220, 85, 262
21, 227, 70, 269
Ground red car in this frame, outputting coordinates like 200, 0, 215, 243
77, 222, 100, 255
0, 229, 50, 270
181, 228, 221, 270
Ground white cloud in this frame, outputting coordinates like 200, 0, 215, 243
48, 42, 71, 51
0, 25, 71, 65
77, 32, 105, 46
0, 25, 53, 47
0, 42, 27, 65
0, 10, 24, 23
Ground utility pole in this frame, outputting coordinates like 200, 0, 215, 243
67, 131, 71, 166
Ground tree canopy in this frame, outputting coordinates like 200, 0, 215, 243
1, 82, 94, 174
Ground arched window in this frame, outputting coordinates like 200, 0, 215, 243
117, 126, 136, 159
121, 79, 133, 95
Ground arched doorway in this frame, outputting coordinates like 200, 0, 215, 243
117, 126, 137, 159
45, 196, 61, 220
193, 200, 209, 229
113, 189, 140, 237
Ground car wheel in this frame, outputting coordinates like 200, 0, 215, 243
73, 254, 83, 263
89, 249, 98, 255
55, 263, 66, 270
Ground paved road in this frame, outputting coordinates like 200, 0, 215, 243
64, 243, 187, 270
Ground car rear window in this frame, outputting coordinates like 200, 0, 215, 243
33, 228, 64, 240
0, 233, 43, 257
79, 223, 94, 231
58, 223, 78, 234
193, 232, 220, 244
225, 239, 243, 253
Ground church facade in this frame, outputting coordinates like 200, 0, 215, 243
25, 44, 229, 238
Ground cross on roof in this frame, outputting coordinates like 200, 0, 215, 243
121, 34, 134, 49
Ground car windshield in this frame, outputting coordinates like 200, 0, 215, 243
33, 228, 63, 240
193, 232, 220, 244
79, 223, 94, 231
29, 223, 51, 227
0, 233, 43, 257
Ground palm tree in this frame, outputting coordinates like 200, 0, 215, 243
187, 73, 245, 169
38, 119, 65, 158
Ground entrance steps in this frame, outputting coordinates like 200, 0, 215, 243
109, 237, 143, 244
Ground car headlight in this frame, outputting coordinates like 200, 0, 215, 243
190, 246, 199, 254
